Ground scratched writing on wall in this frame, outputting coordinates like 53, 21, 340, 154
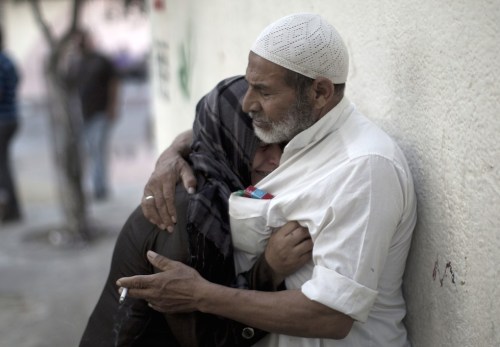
432, 258, 456, 287
154, 39, 170, 101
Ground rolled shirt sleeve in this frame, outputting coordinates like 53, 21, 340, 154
302, 266, 378, 322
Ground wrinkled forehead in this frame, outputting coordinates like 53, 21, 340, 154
245, 52, 290, 89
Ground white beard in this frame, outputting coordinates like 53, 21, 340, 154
253, 120, 293, 144
249, 101, 315, 144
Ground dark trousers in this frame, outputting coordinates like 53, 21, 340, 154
79, 186, 191, 346
0, 120, 21, 222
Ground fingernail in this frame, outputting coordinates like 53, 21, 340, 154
167, 225, 174, 233
160, 224, 166, 230
147, 250, 158, 258
188, 187, 195, 194
171, 216, 177, 224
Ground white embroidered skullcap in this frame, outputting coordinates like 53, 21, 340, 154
251, 13, 349, 84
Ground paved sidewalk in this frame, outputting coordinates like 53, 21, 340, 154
0, 82, 157, 347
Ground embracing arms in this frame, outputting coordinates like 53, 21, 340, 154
131, 131, 354, 339
142, 130, 195, 232
118, 251, 353, 339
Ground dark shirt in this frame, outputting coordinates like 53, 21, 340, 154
76, 51, 116, 120
0, 52, 19, 123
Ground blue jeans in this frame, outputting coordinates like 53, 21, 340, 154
83, 113, 111, 199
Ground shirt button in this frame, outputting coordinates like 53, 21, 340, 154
242, 327, 255, 339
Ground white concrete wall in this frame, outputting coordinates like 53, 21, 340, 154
151, 0, 500, 346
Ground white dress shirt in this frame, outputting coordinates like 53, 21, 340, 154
229, 97, 417, 347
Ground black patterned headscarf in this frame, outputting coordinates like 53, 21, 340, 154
187, 76, 259, 285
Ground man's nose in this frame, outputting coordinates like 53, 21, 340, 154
242, 88, 259, 113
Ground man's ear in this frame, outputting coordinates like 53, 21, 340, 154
311, 78, 334, 109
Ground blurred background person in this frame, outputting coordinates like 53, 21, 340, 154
0, 25, 21, 223
72, 30, 119, 201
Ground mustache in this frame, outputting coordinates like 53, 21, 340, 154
249, 112, 269, 123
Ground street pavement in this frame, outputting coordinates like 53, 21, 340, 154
0, 81, 157, 347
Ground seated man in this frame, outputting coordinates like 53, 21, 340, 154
122, 13, 417, 347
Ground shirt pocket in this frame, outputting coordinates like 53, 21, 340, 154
229, 193, 272, 255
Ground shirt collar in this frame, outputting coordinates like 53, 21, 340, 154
281, 97, 353, 161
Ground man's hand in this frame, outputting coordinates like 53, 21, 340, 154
118, 252, 354, 339
141, 130, 196, 231
117, 251, 206, 313
265, 221, 313, 283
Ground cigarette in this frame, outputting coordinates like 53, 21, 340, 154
119, 287, 128, 304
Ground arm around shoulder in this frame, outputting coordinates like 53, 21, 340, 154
142, 129, 196, 229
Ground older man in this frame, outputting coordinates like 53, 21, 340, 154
124, 13, 417, 346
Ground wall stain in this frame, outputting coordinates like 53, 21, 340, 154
432, 259, 456, 287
